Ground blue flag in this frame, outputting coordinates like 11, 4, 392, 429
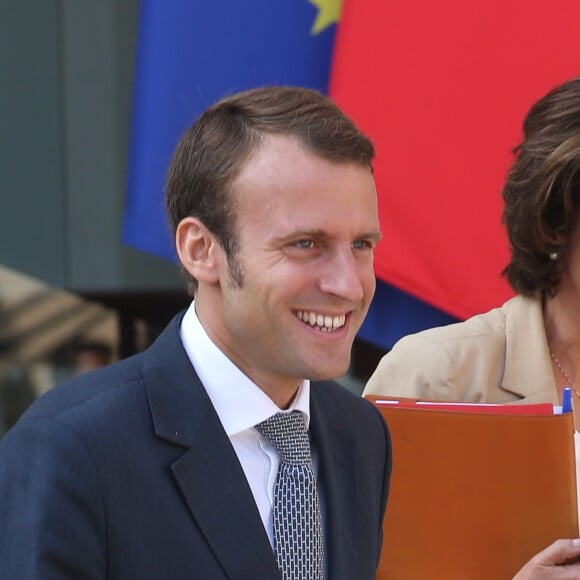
123, 0, 456, 349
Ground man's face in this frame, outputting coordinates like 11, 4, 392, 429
201, 134, 380, 403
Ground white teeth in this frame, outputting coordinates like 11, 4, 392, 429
296, 311, 346, 331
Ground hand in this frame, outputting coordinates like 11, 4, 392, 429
513, 539, 580, 579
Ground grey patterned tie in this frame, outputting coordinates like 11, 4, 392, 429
256, 411, 325, 580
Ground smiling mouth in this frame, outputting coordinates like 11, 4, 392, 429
296, 310, 347, 332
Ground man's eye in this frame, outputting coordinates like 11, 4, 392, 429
352, 240, 373, 250
294, 239, 314, 249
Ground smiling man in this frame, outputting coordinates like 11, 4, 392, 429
0, 86, 391, 579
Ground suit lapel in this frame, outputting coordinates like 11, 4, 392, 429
310, 383, 360, 580
142, 314, 280, 580
171, 418, 280, 579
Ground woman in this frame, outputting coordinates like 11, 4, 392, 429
364, 77, 580, 579
365, 76, 580, 413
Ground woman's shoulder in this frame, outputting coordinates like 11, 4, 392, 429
395, 293, 536, 345
363, 294, 537, 400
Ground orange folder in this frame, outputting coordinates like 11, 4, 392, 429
367, 395, 579, 580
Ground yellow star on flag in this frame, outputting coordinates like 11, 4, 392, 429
307, 0, 343, 35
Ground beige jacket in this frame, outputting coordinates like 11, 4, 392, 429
363, 294, 559, 404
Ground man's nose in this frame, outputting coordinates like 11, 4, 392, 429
318, 248, 366, 302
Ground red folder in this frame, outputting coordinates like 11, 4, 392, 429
367, 395, 579, 579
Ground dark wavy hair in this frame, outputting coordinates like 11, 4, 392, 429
502, 77, 580, 296
165, 86, 375, 292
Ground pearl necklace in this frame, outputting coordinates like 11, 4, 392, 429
549, 349, 580, 398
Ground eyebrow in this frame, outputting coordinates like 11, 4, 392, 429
275, 229, 383, 244
365, 231, 383, 243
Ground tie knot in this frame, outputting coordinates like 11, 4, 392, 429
256, 411, 312, 465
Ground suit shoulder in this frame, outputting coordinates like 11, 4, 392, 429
364, 294, 548, 401
413, 304, 507, 343
19, 353, 147, 425
364, 302, 513, 399
313, 379, 367, 405
391, 301, 509, 360
312, 380, 386, 429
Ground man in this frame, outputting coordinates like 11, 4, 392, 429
0, 87, 391, 579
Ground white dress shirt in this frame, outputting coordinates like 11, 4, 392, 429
179, 302, 313, 546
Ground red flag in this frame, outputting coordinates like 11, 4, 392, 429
330, 0, 580, 319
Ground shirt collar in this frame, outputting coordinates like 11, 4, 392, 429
179, 301, 311, 436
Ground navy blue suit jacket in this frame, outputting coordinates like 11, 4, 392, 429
0, 314, 391, 579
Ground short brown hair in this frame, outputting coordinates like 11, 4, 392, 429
502, 77, 580, 296
165, 86, 375, 291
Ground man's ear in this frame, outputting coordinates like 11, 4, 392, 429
175, 217, 221, 283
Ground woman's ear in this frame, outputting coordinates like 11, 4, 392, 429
551, 232, 567, 246
175, 217, 221, 284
